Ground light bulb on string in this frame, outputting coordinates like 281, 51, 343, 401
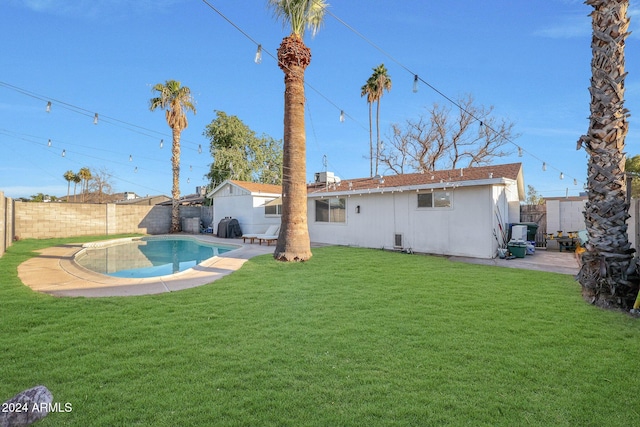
93, 113, 99, 125
573, 178, 578, 185
412, 75, 419, 93
47, 139, 52, 147
159, 139, 163, 149
560, 172, 564, 180
129, 154, 133, 162
339, 110, 345, 122
61, 149, 66, 157
187, 177, 191, 184
518, 146, 523, 157
198, 144, 202, 154
254, 44, 262, 64
46, 101, 51, 113
542, 162, 547, 171
134, 166, 138, 173
190, 165, 193, 172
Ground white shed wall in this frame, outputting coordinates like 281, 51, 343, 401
211, 184, 280, 235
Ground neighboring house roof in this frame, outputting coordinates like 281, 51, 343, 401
207, 180, 282, 198
157, 193, 205, 206
308, 163, 525, 200
115, 195, 171, 205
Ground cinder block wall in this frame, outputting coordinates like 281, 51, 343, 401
13, 202, 175, 239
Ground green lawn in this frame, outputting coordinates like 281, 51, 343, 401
1, 236, 640, 426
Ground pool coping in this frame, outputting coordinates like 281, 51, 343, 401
17, 234, 276, 297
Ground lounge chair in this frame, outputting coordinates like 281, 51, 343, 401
257, 225, 280, 246
243, 225, 279, 244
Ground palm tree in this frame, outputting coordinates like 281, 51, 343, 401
577, 0, 638, 310
63, 170, 75, 202
72, 173, 81, 202
78, 167, 92, 203
268, 0, 328, 262
360, 77, 376, 177
149, 80, 196, 233
365, 64, 391, 176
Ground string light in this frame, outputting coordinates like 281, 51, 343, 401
254, 44, 262, 64
339, 110, 345, 122
129, 154, 133, 162
198, 144, 202, 154
542, 162, 547, 171
560, 172, 564, 180
61, 149, 66, 157
134, 166, 138, 173
159, 139, 164, 149
47, 139, 52, 147
93, 113, 99, 125
518, 146, 523, 157
413, 75, 419, 93
46, 101, 51, 113
574, 178, 578, 185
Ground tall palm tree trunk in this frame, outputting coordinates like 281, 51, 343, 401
577, 0, 638, 309
170, 127, 182, 233
375, 99, 381, 176
274, 34, 312, 261
368, 103, 373, 177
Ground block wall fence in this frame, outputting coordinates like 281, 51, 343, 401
0, 197, 214, 257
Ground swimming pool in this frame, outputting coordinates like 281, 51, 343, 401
75, 236, 237, 278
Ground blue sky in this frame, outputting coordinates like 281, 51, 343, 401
1, 0, 639, 199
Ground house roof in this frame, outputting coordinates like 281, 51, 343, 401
308, 163, 524, 199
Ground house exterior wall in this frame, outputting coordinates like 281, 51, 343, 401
308, 184, 504, 258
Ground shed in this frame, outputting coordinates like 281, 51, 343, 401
206, 180, 282, 235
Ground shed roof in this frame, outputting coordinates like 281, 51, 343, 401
230, 180, 282, 194
207, 180, 282, 198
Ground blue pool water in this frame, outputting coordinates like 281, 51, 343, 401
75, 237, 235, 278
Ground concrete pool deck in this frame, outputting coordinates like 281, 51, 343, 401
18, 235, 276, 297
17, 236, 579, 298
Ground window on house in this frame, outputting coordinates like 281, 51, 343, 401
417, 191, 451, 208
265, 204, 282, 216
315, 198, 346, 223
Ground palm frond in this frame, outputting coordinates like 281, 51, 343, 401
268, 0, 328, 38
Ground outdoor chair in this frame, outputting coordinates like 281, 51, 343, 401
243, 224, 279, 244
256, 225, 280, 246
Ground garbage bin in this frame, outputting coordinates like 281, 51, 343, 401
507, 240, 527, 258
513, 222, 539, 242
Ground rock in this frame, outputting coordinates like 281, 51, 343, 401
0, 386, 53, 427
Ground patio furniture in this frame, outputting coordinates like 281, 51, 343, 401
243, 225, 279, 244
257, 225, 280, 246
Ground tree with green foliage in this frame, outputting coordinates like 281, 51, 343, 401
203, 111, 282, 188
525, 185, 545, 205
63, 170, 75, 201
78, 167, 92, 203
268, 0, 328, 262
149, 80, 196, 233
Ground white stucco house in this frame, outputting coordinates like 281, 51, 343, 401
207, 163, 525, 259
206, 180, 282, 235
306, 163, 525, 258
